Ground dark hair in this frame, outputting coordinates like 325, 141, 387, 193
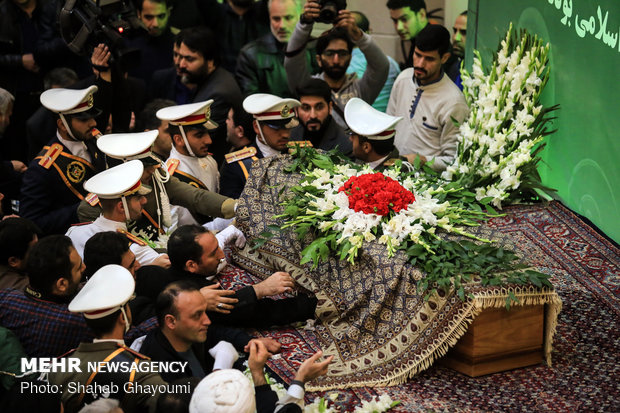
155, 280, 201, 326
231, 106, 256, 140
296, 78, 331, 103
415, 24, 451, 55
460, 10, 467, 16
43, 67, 78, 90
84, 309, 123, 337
167, 224, 208, 270
358, 135, 395, 156
135, 0, 170, 12
386, 0, 426, 11
351, 11, 369, 33
178, 26, 220, 65
316, 27, 354, 56
0, 218, 40, 266
26, 235, 75, 296
83, 232, 131, 279
156, 377, 201, 413
137, 98, 177, 131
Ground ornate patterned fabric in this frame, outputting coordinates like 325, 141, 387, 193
232, 155, 562, 390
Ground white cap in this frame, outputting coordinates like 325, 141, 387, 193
243, 93, 300, 129
156, 100, 218, 130
189, 370, 256, 413
40, 86, 99, 117
344, 97, 402, 140
69, 264, 135, 319
83, 159, 151, 199
97, 130, 159, 161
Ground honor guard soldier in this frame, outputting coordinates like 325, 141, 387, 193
344, 97, 410, 171
66, 160, 169, 267
20, 86, 104, 234
77, 130, 236, 241
219, 93, 301, 199
157, 100, 220, 193
49, 264, 167, 413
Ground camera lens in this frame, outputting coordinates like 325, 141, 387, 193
319, 3, 338, 23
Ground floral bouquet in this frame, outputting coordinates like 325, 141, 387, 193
253, 26, 556, 305
441, 23, 559, 207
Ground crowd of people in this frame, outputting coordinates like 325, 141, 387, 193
0, 0, 470, 412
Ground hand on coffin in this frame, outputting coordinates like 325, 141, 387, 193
253, 271, 295, 299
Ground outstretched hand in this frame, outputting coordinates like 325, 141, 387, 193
294, 350, 334, 383
253, 271, 295, 299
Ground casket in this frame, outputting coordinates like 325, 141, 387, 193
232, 155, 562, 390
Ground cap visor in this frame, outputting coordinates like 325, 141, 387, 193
71, 107, 102, 120
264, 118, 299, 130
137, 184, 152, 195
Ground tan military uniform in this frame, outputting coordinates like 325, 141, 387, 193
49, 341, 167, 413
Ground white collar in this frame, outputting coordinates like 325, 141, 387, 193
369, 154, 390, 170
57, 131, 90, 160
255, 135, 281, 158
93, 338, 125, 346
96, 215, 128, 229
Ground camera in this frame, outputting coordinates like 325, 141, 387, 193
59, 0, 143, 71
316, 0, 347, 24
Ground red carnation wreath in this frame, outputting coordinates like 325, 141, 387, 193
338, 173, 415, 216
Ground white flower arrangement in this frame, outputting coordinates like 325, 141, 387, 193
441, 23, 557, 207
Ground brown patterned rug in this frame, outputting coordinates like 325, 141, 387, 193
231, 155, 562, 391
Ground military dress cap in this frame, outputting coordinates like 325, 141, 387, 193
156, 100, 218, 130
243, 93, 300, 129
189, 369, 255, 413
344, 97, 403, 140
40, 85, 101, 120
97, 130, 159, 163
83, 159, 151, 199
68, 264, 135, 319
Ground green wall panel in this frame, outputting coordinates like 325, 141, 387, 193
466, 0, 619, 242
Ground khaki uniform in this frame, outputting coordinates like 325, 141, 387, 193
78, 174, 236, 240
49, 341, 166, 413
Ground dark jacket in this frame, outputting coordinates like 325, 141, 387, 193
290, 116, 352, 157
19, 136, 99, 234
193, 66, 244, 165
139, 327, 251, 382
219, 143, 264, 199
126, 29, 175, 85
197, 0, 270, 73
236, 33, 320, 98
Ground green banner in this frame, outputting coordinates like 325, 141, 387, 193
466, 0, 620, 242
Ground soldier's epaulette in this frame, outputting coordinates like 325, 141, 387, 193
38, 143, 63, 169
85, 192, 100, 207
287, 140, 313, 148
225, 146, 258, 164
57, 348, 78, 358
118, 343, 151, 360
167, 158, 180, 175
70, 221, 93, 227
117, 228, 148, 246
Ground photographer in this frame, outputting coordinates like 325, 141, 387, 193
284, 0, 389, 130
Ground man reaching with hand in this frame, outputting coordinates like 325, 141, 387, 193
166, 224, 317, 328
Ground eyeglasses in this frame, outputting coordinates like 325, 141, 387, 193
322, 50, 351, 58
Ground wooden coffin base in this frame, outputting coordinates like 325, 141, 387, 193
440, 304, 545, 377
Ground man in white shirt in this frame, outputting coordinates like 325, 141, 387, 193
66, 160, 170, 267
387, 24, 469, 171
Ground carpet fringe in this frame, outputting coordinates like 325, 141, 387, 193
306, 288, 562, 391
